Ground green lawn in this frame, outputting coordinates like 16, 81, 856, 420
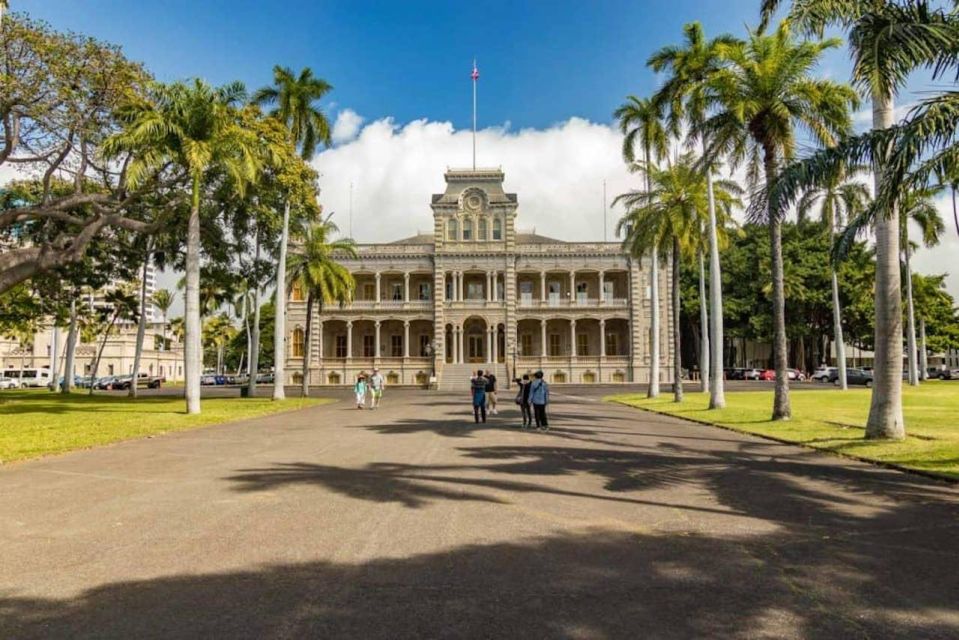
0, 390, 333, 463
608, 382, 959, 481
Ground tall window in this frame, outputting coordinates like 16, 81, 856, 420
391, 335, 403, 357
492, 218, 502, 240
290, 281, 305, 301
292, 327, 305, 357
418, 282, 431, 300
577, 333, 589, 356
335, 335, 347, 358
420, 334, 430, 356
606, 333, 619, 356
462, 219, 473, 240
363, 283, 375, 300
363, 334, 375, 357
478, 218, 488, 240
520, 333, 533, 356
548, 334, 561, 357
391, 283, 403, 300
447, 219, 458, 240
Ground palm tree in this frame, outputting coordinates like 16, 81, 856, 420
151, 288, 174, 381
129, 246, 153, 398
760, 0, 959, 438
104, 79, 261, 414
648, 22, 740, 409
254, 66, 333, 401
287, 217, 356, 396
88, 287, 139, 395
613, 96, 669, 397
615, 154, 742, 403
796, 169, 870, 389
899, 186, 944, 385
703, 21, 857, 420
202, 313, 236, 375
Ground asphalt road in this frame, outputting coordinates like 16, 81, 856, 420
2, 389, 957, 639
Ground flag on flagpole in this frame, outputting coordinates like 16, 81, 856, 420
471, 60, 479, 81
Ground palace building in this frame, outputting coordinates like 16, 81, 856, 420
283, 167, 672, 388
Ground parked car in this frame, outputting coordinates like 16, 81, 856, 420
811, 366, 837, 383
94, 376, 118, 390
927, 367, 958, 380
830, 367, 873, 387
0, 376, 21, 389
200, 374, 218, 386
742, 368, 762, 380
256, 372, 275, 384
74, 376, 95, 388
110, 373, 162, 390
759, 368, 806, 381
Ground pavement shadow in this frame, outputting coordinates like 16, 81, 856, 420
3, 523, 958, 639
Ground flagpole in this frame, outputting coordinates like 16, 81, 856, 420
472, 59, 478, 170
603, 179, 607, 242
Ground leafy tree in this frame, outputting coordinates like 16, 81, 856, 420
103, 79, 262, 414
613, 96, 669, 397
648, 21, 740, 408
88, 287, 139, 394
286, 218, 356, 396
254, 65, 333, 401
202, 313, 237, 374
761, 0, 958, 439
703, 21, 857, 420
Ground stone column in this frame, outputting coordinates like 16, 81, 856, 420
458, 325, 465, 364
570, 319, 577, 358
492, 326, 499, 362
374, 273, 381, 305
346, 321, 353, 360
318, 320, 324, 365
598, 271, 605, 304
374, 321, 381, 361
486, 327, 493, 363
540, 318, 548, 359
600, 319, 606, 358
569, 271, 576, 305
404, 272, 410, 303
403, 320, 410, 358
540, 271, 547, 303
487, 272, 493, 302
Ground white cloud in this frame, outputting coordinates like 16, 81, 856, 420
313, 115, 634, 244
330, 109, 365, 145
909, 193, 959, 301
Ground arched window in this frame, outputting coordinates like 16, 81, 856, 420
478, 218, 488, 240
447, 218, 458, 240
492, 217, 503, 240
290, 281, 305, 301
462, 218, 473, 240
292, 327, 305, 357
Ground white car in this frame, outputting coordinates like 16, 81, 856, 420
811, 367, 837, 383
0, 377, 21, 389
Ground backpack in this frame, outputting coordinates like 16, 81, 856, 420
514, 384, 524, 405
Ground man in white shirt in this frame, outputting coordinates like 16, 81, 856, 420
368, 368, 385, 409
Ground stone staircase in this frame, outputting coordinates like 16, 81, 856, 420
438, 363, 508, 391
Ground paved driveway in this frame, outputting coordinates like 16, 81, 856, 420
1, 389, 957, 639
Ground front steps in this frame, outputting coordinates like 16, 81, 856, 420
438, 363, 508, 391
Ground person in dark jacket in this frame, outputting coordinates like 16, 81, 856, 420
484, 370, 498, 415
529, 370, 549, 430
516, 373, 532, 428
470, 370, 488, 424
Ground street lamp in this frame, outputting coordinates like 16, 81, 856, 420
424, 339, 438, 390
508, 338, 522, 389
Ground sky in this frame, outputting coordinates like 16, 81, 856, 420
8, 0, 959, 303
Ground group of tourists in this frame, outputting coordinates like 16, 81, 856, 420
353, 369, 385, 409
469, 369, 550, 430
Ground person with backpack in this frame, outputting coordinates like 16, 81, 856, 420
470, 370, 488, 424
515, 373, 532, 428
484, 369, 498, 415
529, 370, 549, 430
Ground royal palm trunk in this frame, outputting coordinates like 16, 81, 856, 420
129, 252, 150, 398
247, 226, 261, 397
830, 263, 847, 390
919, 317, 928, 381
273, 199, 291, 401
184, 177, 202, 414
764, 145, 791, 420
301, 294, 314, 397
703, 146, 725, 409
697, 250, 709, 393
672, 238, 683, 403
903, 240, 918, 386
866, 91, 905, 439
62, 297, 78, 394
646, 143, 660, 398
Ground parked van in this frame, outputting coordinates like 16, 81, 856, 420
1, 368, 52, 387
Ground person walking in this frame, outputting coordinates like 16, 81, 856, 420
471, 369, 488, 424
516, 373, 532, 428
529, 370, 549, 431
354, 374, 367, 410
368, 368, 385, 410
484, 369, 498, 415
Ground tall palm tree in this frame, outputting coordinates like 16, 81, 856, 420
613, 96, 669, 397
615, 154, 742, 403
129, 245, 153, 398
254, 66, 334, 401
648, 22, 740, 409
104, 79, 260, 414
151, 288, 174, 381
796, 168, 870, 390
703, 21, 857, 420
760, 0, 958, 438
899, 186, 944, 385
287, 217, 356, 397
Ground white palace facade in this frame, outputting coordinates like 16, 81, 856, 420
284, 167, 672, 388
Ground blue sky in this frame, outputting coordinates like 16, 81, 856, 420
20, 0, 794, 130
